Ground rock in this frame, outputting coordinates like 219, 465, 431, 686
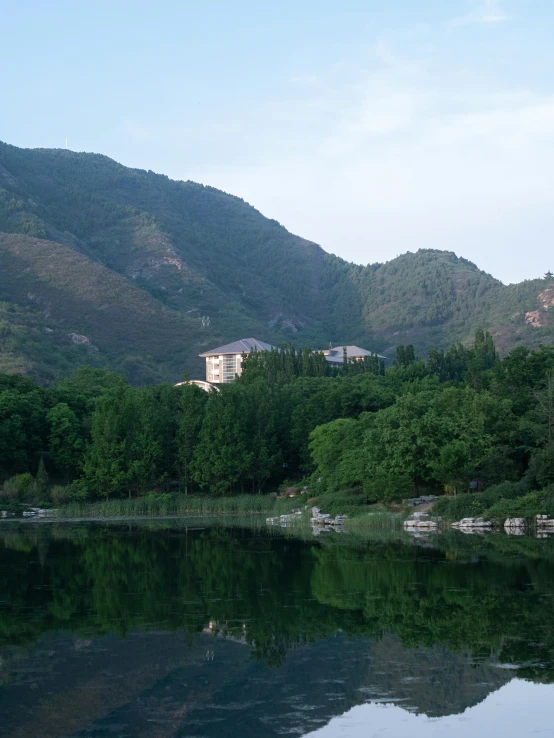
535, 515, 554, 528
68, 332, 99, 353
452, 517, 492, 531
404, 519, 438, 531
504, 518, 527, 530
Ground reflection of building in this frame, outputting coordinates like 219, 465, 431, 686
199, 338, 273, 385
322, 345, 387, 366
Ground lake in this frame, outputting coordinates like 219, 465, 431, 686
1, 521, 553, 737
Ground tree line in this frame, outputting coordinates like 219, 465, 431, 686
0, 332, 553, 504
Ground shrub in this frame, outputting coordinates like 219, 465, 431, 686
487, 489, 554, 520
1, 473, 34, 500
50, 485, 73, 504
480, 480, 529, 506
433, 494, 486, 520
311, 487, 368, 516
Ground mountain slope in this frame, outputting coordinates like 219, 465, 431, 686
0, 141, 553, 382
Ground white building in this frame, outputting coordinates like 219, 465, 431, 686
199, 338, 273, 384
322, 345, 387, 366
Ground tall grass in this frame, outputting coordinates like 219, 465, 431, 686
344, 510, 404, 532
57, 493, 304, 520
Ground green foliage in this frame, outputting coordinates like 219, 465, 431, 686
0, 472, 34, 500
176, 383, 207, 494
35, 456, 49, 496
47, 403, 84, 478
528, 443, 554, 488
432, 480, 540, 521
0, 331, 554, 516
486, 488, 554, 520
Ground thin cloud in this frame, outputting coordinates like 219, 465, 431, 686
448, 0, 510, 29
183, 31, 554, 284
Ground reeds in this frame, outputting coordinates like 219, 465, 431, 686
57, 493, 301, 520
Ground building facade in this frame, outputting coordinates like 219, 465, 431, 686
199, 338, 273, 384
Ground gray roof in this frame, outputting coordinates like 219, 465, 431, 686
199, 338, 273, 357
325, 345, 387, 363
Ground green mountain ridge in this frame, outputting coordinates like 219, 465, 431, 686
0, 141, 553, 383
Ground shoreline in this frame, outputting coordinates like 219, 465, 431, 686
3, 508, 554, 542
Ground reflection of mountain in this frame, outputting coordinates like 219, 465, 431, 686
0, 630, 510, 738
305, 680, 554, 738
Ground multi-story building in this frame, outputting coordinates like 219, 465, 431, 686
199, 338, 273, 384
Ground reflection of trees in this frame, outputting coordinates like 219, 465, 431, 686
310, 541, 554, 681
0, 526, 553, 680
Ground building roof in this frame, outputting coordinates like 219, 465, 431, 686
199, 338, 274, 357
175, 380, 219, 392
324, 345, 387, 363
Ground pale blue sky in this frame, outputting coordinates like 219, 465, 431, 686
2, 0, 553, 283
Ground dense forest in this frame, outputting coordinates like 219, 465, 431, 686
1, 141, 554, 384
1, 332, 553, 519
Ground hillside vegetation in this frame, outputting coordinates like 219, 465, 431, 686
0, 141, 553, 383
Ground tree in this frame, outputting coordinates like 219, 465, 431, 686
176, 384, 208, 494
309, 417, 366, 492
0, 389, 50, 476
47, 403, 85, 479
532, 371, 554, 445
395, 344, 416, 367
192, 389, 252, 494
528, 444, 554, 488
35, 456, 49, 496
465, 330, 497, 389
82, 387, 129, 499
240, 381, 281, 492
359, 388, 512, 495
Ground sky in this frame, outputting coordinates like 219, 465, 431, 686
2, 0, 554, 284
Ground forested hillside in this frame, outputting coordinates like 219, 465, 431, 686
0, 141, 553, 383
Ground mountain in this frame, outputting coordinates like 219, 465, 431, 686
0, 141, 553, 383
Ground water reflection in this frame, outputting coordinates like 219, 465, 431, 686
307, 680, 554, 738
0, 522, 553, 737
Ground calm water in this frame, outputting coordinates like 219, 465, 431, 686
1, 522, 554, 738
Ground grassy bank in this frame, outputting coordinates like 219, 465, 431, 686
433, 482, 554, 522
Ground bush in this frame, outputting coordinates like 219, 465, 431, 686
50, 485, 75, 504
487, 489, 554, 520
480, 480, 529, 505
433, 494, 486, 520
0, 473, 34, 501
311, 487, 368, 516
